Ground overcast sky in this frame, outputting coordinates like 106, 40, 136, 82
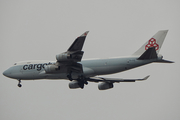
0, 0, 180, 120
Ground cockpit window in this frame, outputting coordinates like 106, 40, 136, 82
14, 63, 17, 65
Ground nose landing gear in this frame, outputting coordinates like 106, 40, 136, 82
17, 79, 22, 87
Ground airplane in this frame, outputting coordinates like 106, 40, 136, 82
3, 30, 173, 90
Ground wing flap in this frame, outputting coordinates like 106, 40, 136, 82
69, 63, 83, 73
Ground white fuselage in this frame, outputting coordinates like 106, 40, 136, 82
3, 56, 158, 81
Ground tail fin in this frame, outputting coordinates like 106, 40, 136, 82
138, 47, 157, 60
132, 30, 168, 56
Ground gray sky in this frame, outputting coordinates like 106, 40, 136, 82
0, 0, 180, 120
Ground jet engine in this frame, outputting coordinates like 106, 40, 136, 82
98, 82, 114, 90
69, 80, 81, 89
56, 53, 72, 62
44, 64, 60, 73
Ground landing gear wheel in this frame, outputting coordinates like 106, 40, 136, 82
78, 82, 84, 89
18, 84, 22, 87
84, 81, 88, 85
77, 75, 88, 89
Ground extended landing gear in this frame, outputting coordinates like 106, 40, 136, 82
67, 72, 88, 89
67, 71, 73, 81
17, 79, 22, 87
77, 75, 88, 89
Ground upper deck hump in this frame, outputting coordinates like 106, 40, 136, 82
14, 60, 55, 65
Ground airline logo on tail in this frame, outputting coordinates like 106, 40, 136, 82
145, 38, 159, 50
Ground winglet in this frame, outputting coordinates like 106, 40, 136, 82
143, 75, 150, 80
136, 75, 150, 81
80, 31, 89, 37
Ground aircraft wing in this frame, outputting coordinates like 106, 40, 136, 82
87, 75, 150, 83
56, 31, 89, 63
68, 31, 89, 52
44, 31, 89, 75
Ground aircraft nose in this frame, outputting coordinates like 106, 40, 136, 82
3, 69, 10, 77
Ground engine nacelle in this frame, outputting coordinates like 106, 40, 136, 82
69, 80, 80, 89
98, 82, 114, 90
56, 53, 72, 62
44, 64, 60, 73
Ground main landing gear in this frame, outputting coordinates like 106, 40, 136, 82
67, 71, 73, 81
67, 72, 88, 89
17, 79, 22, 87
77, 79, 88, 89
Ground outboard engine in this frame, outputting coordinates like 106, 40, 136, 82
56, 53, 72, 62
98, 82, 114, 90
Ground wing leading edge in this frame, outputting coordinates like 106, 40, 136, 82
88, 75, 150, 83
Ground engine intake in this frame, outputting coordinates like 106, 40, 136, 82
56, 51, 84, 62
56, 53, 72, 62
98, 82, 114, 90
69, 80, 81, 89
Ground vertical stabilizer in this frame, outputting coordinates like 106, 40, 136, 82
132, 30, 168, 56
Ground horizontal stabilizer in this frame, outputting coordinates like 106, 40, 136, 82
155, 59, 174, 63
138, 47, 157, 60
